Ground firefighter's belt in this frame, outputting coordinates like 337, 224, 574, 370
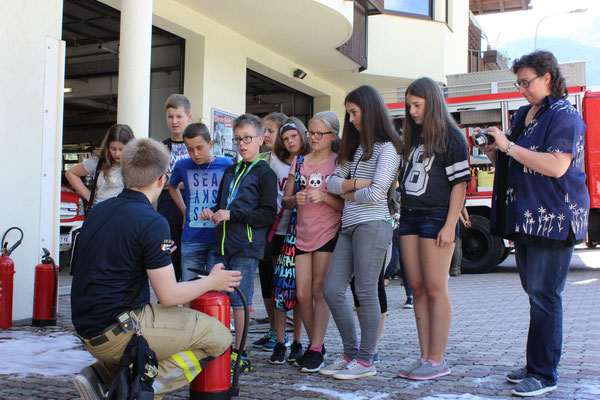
86, 307, 143, 346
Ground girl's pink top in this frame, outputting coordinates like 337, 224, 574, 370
291, 154, 341, 252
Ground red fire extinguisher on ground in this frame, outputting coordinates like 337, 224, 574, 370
0, 227, 24, 329
32, 248, 59, 327
188, 268, 248, 400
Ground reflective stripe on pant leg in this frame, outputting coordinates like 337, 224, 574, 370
171, 351, 202, 382
153, 350, 203, 393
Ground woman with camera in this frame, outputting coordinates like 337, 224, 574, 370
476, 51, 588, 397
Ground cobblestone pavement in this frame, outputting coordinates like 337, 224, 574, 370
1, 249, 599, 400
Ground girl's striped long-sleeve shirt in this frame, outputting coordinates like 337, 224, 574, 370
327, 142, 401, 228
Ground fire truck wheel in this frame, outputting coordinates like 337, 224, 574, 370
460, 214, 504, 274
59, 250, 71, 270
498, 246, 512, 264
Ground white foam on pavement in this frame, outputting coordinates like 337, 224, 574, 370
419, 395, 495, 400
473, 375, 494, 385
581, 384, 600, 395
298, 385, 390, 400
0, 330, 95, 376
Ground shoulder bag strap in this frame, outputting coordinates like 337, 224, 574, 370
268, 157, 304, 242
85, 158, 104, 215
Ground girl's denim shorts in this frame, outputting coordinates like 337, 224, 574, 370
397, 207, 458, 241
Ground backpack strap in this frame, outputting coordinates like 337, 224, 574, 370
85, 158, 104, 215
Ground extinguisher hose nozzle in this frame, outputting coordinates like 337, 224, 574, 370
1, 227, 23, 256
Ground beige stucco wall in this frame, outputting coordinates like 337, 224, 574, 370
367, 0, 468, 86
0, 0, 64, 320
154, 0, 349, 124
98, 0, 349, 126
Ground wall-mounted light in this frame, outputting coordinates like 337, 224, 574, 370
98, 42, 119, 55
64, 88, 73, 93
293, 68, 307, 79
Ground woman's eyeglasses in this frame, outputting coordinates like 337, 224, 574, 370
232, 135, 259, 144
514, 75, 541, 89
307, 131, 334, 139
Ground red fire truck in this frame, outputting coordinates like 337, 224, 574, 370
386, 61, 599, 273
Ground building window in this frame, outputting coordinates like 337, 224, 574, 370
384, 0, 432, 19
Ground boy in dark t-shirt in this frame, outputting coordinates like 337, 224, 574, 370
157, 94, 193, 281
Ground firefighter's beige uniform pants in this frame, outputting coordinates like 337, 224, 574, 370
81, 303, 231, 399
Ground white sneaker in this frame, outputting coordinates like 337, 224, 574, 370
319, 357, 351, 376
332, 360, 377, 380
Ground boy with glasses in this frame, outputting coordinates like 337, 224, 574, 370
200, 114, 277, 373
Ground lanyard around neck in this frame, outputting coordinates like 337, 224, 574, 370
226, 158, 260, 209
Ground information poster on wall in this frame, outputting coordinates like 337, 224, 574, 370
211, 108, 238, 161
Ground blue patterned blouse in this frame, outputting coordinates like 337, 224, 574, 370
490, 95, 589, 242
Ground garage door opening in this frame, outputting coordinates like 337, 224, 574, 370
246, 69, 313, 127
61, 0, 185, 173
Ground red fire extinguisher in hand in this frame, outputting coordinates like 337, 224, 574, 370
0, 227, 24, 328
32, 248, 59, 327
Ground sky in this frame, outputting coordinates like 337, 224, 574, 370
475, 0, 600, 50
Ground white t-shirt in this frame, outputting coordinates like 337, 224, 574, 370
83, 157, 124, 205
269, 154, 293, 235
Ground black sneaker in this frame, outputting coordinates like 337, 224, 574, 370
511, 377, 557, 397
73, 366, 107, 400
287, 341, 303, 363
506, 367, 528, 384
269, 342, 287, 365
300, 350, 325, 373
295, 344, 326, 366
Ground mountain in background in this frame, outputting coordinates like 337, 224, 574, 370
498, 36, 600, 87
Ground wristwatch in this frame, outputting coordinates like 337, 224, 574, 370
505, 141, 515, 156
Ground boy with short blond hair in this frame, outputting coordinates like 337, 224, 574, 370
158, 94, 193, 281
200, 113, 277, 372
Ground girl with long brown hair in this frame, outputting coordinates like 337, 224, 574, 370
396, 77, 470, 380
320, 85, 402, 380
66, 124, 135, 208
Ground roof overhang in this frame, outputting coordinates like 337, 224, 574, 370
469, 0, 532, 15
176, 0, 360, 73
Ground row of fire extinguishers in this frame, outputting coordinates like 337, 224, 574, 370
0, 227, 60, 329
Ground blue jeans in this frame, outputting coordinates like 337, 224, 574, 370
213, 254, 259, 309
181, 242, 215, 282
514, 242, 574, 385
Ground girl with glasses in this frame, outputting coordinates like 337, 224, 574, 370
282, 111, 343, 372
